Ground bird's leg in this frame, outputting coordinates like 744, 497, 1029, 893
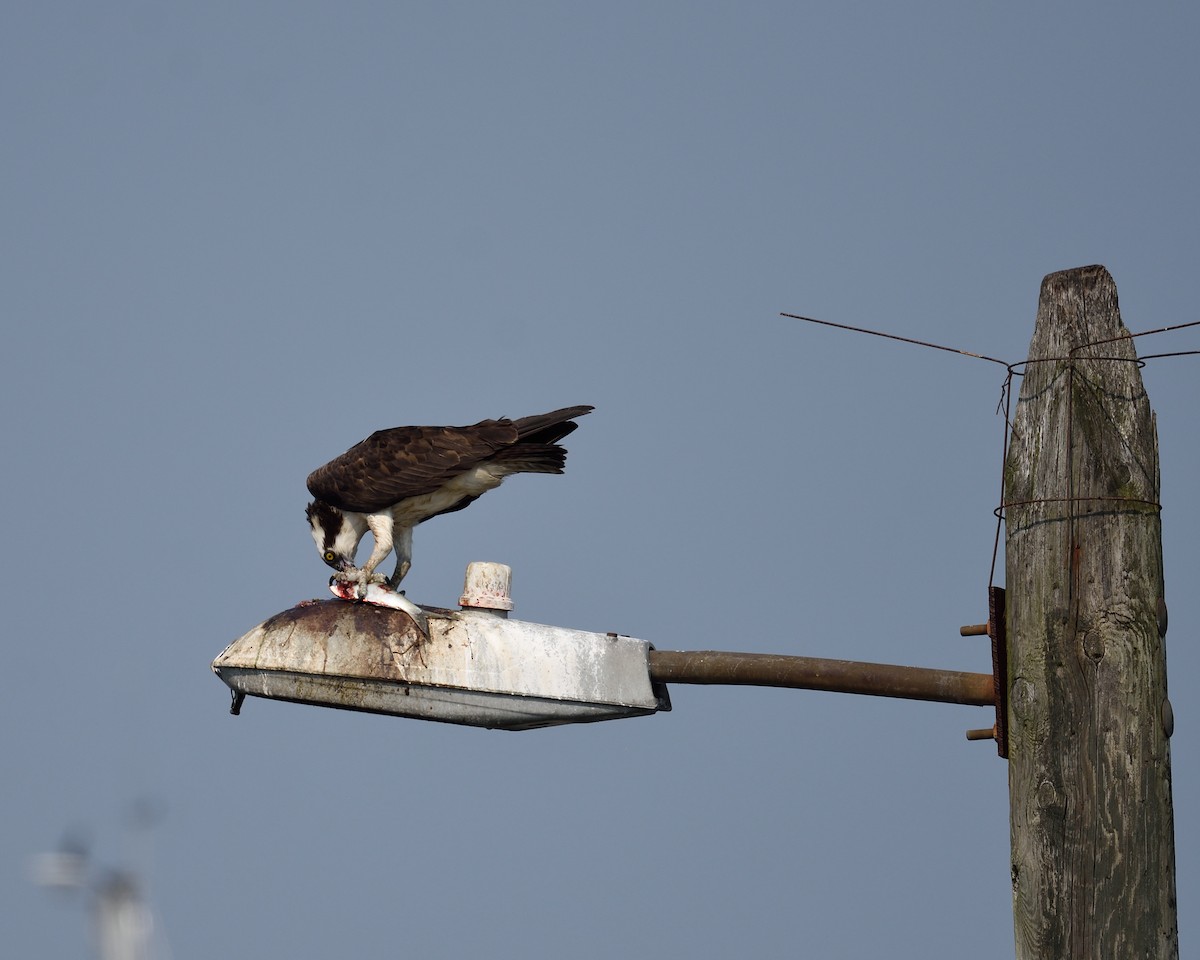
387, 527, 413, 589
358, 514, 395, 587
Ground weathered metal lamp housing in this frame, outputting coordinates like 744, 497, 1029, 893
212, 565, 670, 730
214, 564, 999, 736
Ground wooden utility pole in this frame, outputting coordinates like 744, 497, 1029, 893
1004, 265, 1178, 959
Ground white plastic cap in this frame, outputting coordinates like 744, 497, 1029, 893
459, 561, 514, 612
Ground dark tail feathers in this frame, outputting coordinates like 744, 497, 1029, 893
512, 405, 593, 445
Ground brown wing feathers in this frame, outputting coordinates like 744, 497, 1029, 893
306, 406, 592, 514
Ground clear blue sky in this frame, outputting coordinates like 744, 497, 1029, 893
3, 3, 1196, 957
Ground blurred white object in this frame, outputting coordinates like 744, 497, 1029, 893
94, 871, 154, 960
33, 805, 171, 960
30, 848, 88, 889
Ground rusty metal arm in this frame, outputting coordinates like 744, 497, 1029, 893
647, 650, 995, 707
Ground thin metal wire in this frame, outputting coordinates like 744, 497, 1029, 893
779, 313, 1010, 366
783, 310, 1194, 593
995, 495, 1163, 516
1007, 355, 1146, 376
779, 312, 1195, 374
987, 372, 1014, 588
1089, 318, 1200, 347
1141, 349, 1200, 361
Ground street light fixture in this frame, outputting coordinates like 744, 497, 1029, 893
214, 562, 1001, 742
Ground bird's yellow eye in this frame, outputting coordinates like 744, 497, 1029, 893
323, 551, 336, 563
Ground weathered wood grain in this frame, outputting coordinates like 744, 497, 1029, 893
1004, 265, 1177, 959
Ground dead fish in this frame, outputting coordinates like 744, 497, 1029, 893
328, 575, 426, 624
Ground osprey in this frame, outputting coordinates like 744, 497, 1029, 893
305, 405, 593, 589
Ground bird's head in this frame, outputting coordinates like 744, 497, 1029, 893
305, 500, 366, 573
